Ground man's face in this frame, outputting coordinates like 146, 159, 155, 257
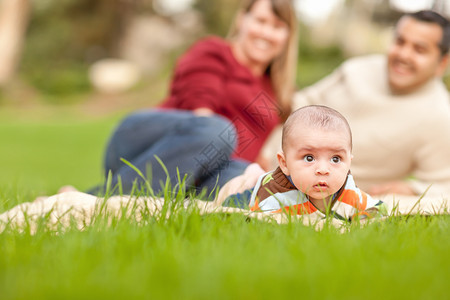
387, 16, 448, 94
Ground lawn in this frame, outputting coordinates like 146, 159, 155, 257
0, 105, 449, 300
0, 106, 122, 208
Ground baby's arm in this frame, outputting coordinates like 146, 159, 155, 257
214, 163, 265, 207
350, 196, 386, 221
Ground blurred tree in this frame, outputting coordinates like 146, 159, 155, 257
19, 0, 148, 97
18, 0, 247, 97
0, 0, 31, 87
194, 0, 240, 36
25, 0, 143, 64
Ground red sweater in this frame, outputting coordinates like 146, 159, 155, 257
160, 36, 281, 162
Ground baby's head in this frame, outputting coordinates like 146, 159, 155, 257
281, 105, 352, 152
277, 105, 353, 202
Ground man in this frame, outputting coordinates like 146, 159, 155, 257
262, 10, 450, 198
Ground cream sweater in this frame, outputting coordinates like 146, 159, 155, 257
263, 55, 450, 197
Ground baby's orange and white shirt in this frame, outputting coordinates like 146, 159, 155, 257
249, 167, 383, 221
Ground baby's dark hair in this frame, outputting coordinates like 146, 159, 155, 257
282, 105, 353, 150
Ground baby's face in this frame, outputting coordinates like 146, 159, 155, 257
278, 125, 352, 203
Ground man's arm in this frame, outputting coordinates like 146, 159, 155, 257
408, 112, 450, 197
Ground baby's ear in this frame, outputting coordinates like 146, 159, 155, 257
277, 151, 290, 176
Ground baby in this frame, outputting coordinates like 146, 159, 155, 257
217, 105, 383, 221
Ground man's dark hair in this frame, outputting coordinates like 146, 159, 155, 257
406, 10, 450, 56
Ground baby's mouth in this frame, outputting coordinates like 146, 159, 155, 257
313, 182, 328, 190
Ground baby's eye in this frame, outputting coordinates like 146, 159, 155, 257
331, 156, 341, 163
303, 155, 314, 162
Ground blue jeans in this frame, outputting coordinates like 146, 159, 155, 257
90, 109, 249, 197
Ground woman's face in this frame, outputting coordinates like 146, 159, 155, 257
234, 0, 290, 74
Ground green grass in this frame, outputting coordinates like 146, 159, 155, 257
0, 211, 449, 299
0, 107, 449, 300
0, 108, 122, 204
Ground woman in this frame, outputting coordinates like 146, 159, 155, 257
94, 0, 298, 196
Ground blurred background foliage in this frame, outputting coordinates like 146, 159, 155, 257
0, 0, 449, 105
21, 0, 134, 97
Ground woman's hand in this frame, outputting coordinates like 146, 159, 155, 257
193, 108, 215, 116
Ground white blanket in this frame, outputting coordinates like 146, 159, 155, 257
0, 192, 448, 234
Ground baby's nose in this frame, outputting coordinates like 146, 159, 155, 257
315, 162, 330, 175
